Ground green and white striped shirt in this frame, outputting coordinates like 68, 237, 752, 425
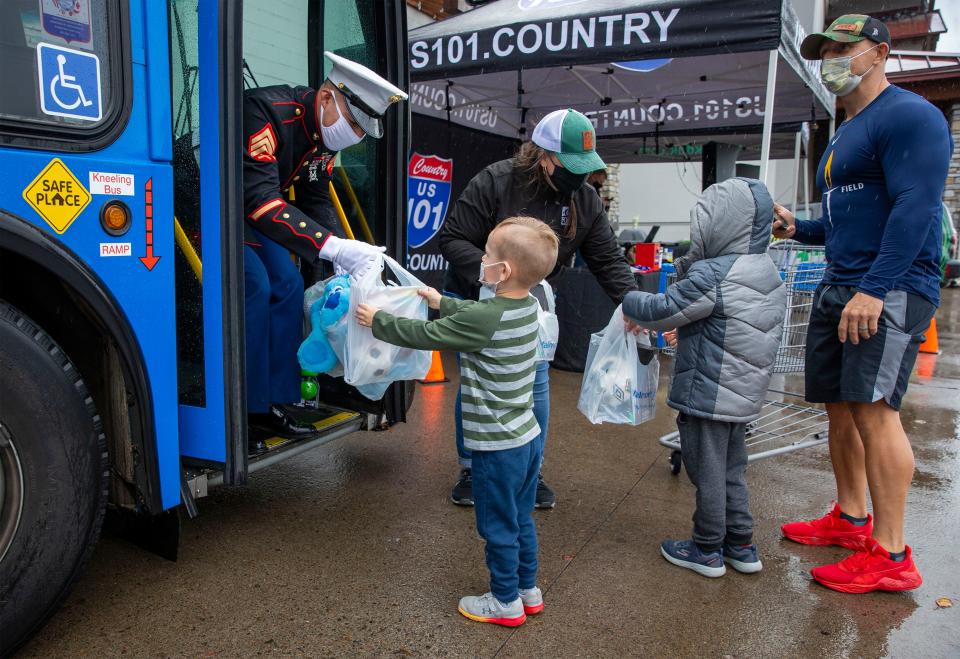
372, 295, 541, 451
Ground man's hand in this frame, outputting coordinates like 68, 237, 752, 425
839, 292, 883, 345
355, 303, 380, 328
418, 287, 442, 310
319, 236, 386, 279
772, 203, 797, 240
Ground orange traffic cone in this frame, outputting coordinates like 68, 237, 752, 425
418, 351, 449, 384
919, 318, 940, 354
915, 353, 936, 379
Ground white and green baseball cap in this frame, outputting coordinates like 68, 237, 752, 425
531, 109, 605, 175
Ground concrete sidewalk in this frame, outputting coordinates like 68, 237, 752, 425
20, 291, 959, 657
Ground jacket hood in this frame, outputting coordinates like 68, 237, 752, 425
688, 178, 774, 261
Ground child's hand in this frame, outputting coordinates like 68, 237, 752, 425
772, 203, 797, 239
624, 319, 648, 336
356, 303, 380, 327
662, 329, 678, 348
418, 287, 442, 310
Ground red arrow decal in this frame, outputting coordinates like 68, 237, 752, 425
139, 177, 160, 271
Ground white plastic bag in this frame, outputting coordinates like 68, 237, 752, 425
344, 254, 432, 399
534, 280, 559, 362
578, 305, 659, 425
482, 279, 559, 362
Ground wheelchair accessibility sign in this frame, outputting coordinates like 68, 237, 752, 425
36, 42, 102, 122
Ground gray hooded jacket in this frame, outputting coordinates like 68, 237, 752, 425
623, 178, 786, 423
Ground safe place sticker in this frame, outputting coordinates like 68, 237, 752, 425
23, 158, 91, 234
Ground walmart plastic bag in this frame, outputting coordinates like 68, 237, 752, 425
578, 306, 659, 425
482, 279, 559, 362
344, 254, 432, 400
535, 279, 559, 362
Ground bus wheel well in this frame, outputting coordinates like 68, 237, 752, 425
0, 239, 159, 513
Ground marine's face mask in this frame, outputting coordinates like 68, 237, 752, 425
318, 88, 365, 151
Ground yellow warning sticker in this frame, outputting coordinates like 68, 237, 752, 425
22, 158, 92, 234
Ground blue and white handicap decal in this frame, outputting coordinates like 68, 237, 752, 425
36, 42, 102, 122
407, 153, 453, 249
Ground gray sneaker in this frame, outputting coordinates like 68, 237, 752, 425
660, 539, 726, 578
457, 592, 526, 627
518, 586, 543, 615
722, 542, 763, 574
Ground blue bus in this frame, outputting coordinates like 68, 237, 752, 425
0, 1, 410, 650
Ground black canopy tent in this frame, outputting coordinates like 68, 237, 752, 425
406, 0, 835, 368
408, 0, 835, 179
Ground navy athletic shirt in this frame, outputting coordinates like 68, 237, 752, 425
795, 85, 952, 306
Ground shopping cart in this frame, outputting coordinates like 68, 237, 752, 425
657, 241, 830, 474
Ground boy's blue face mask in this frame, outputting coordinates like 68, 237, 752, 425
479, 261, 506, 294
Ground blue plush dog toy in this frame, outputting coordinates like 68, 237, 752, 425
298, 275, 351, 374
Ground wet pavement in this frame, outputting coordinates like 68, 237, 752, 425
20, 290, 959, 657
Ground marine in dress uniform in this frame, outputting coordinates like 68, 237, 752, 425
243, 52, 407, 440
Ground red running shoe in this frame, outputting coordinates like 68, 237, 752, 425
781, 502, 872, 550
811, 539, 922, 594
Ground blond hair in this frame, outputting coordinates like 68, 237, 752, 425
489, 216, 560, 288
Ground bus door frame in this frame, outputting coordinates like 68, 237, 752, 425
176, 0, 247, 484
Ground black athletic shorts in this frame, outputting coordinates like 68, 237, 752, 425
805, 285, 936, 410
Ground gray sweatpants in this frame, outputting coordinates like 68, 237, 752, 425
677, 413, 753, 551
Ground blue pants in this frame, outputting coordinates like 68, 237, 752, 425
472, 438, 543, 603
456, 360, 550, 468
244, 231, 304, 414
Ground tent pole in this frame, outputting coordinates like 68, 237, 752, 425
759, 49, 778, 185
791, 129, 802, 212
803, 151, 811, 218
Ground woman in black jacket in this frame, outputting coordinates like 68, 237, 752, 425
439, 109, 637, 509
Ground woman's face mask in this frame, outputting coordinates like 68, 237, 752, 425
820, 44, 878, 97
319, 91, 365, 151
545, 156, 587, 197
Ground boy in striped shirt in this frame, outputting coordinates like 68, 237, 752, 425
356, 216, 560, 627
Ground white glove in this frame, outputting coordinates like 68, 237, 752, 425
319, 236, 386, 279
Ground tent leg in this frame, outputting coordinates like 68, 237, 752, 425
759, 49, 779, 185
803, 150, 811, 218
791, 129, 802, 212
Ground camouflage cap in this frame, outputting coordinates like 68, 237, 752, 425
800, 14, 891, 60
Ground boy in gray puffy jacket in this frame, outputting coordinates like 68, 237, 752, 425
623, 178, 786, 578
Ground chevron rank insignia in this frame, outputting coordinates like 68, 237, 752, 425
248, 124, 277, 162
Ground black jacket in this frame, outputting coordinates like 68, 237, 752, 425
439, 158, 637, 302
243, 85, 340, 262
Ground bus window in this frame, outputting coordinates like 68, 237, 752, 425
0, 0, 124, 146
169, 0, 205, 405
242, 1, 309, 88
324, 0, 385, 245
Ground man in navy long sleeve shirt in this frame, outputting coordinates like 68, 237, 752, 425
792, 86, 950, 306
774, 14, 951, 595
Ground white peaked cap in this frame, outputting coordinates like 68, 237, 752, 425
325, 51, 408, 139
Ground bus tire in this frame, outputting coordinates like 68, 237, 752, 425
0, 301, 108, 655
